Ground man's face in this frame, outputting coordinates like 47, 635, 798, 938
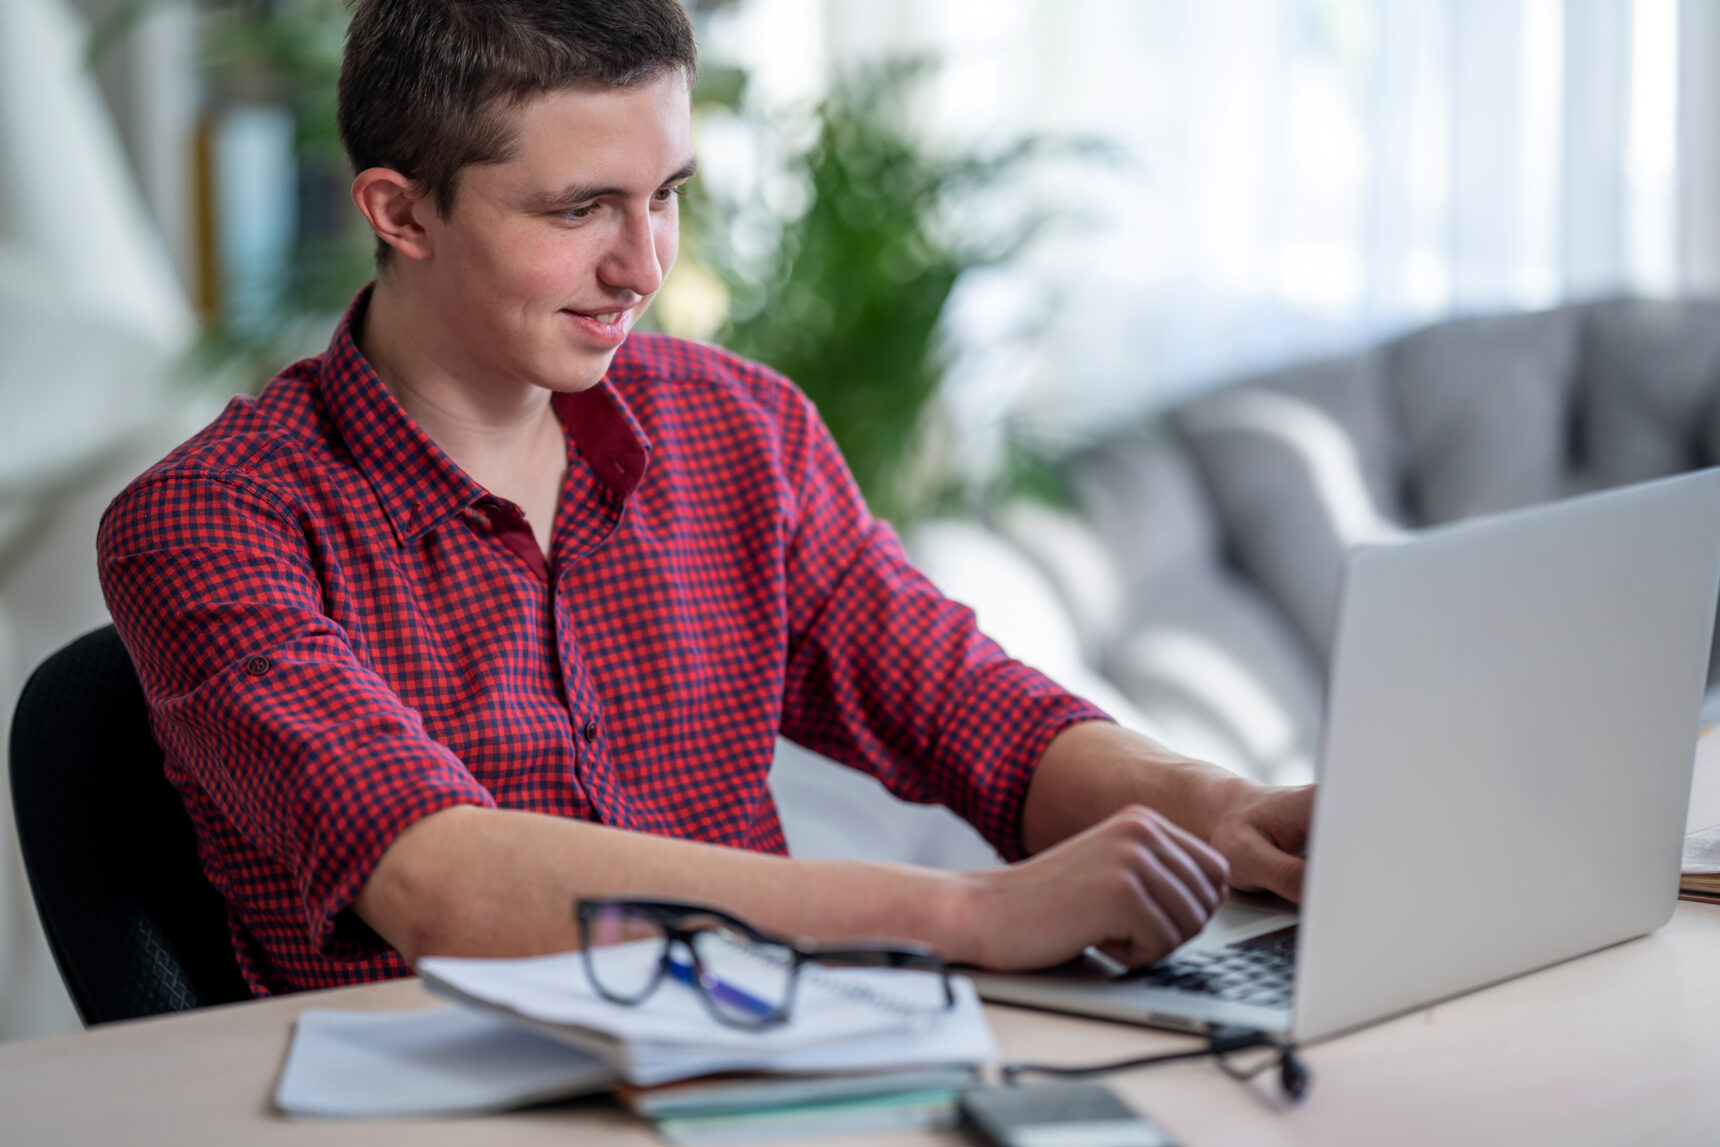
413, 72, 695, 395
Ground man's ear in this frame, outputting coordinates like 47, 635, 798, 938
352, 168, 434, 262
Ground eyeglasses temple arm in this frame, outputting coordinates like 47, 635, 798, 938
665, 953, 780, 1021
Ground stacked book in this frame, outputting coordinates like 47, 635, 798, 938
1682, 824, 1720, 904
274, 944, 993, 1139
616, 1068, 979, 1142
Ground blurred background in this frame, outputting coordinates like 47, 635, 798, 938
5, 0, 1719, 1042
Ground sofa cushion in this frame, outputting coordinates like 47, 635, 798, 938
1225, 353, 1403, 517
991, 500, 1129, 666
1103, 567, 1324, 785
1179, 385, 1405, 660
1063, 436, 1325, 781
902, 517, 1158, 733
1578, 298, 1720, 486
1065, 432, 1224, 615
1383, 309, 1581, 524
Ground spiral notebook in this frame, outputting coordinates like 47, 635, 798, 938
415, 944, 996, 1087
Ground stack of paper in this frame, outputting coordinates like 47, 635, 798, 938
415, 943, 997, 1087
274, 1006, 613, 1118
273, 942, 995, 1122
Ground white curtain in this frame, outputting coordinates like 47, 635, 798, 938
702, 0, 1720, 453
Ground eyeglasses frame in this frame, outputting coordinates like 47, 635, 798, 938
574, 897, 957, 1030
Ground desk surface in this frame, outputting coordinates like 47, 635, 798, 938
3, 904, 1717, 1147
10, 732, 1720, 1147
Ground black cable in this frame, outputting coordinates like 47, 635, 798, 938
1001, 1026, 1311, 1103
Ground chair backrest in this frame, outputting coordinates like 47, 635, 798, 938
8, 625, 250, 1024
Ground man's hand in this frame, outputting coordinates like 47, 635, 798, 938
1206, 780, 1314, 902
1023, 721, 1316, 907
954, 805, 1229, 972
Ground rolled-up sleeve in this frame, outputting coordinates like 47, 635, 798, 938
98, 467, 494, 959
775, 392, 1110, 862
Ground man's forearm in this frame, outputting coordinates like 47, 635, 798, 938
356, 721, 1310, 972
1020, 720, 1250, 854
354, 804, 982, 965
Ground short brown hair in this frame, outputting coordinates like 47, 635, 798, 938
338, 0, 697, 226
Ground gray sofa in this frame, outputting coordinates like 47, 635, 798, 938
1005, 296, 1720, 785
775, 297, 1720, 863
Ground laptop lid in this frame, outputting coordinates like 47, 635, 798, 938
1292, 468, 1720, 1042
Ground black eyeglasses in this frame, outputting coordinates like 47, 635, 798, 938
575, 898, 957, 1030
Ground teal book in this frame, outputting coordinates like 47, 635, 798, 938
649, 1088, 966, 1143
625, 1067, 977, 1143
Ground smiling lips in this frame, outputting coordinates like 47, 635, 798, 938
563, 305, 634, 345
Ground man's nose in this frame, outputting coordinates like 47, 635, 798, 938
600, 207, 666, 298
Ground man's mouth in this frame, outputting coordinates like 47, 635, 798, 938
562, 305, 635, 344
566, 305, 630, 319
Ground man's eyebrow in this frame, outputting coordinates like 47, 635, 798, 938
664, 157, 699, 185
523, 158, 699, 211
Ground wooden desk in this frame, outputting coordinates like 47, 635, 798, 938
3, 905, 1716, 1146
9, 734, 1720, 1146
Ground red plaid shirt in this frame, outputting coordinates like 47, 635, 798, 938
97, 287, 1107, 995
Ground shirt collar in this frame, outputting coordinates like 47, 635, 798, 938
317, 285, 653, 542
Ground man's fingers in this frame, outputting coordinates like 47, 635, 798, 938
1113, 811, 1224, 943
1142, 831, 1225, 915
1103, 873, 1184, 966
1125, 847, 1211, 942
1150, 812, 1231, 893
1242, 835, 1306, 903
1112, 804, 1227, 906
1258, 786, 1316, 854
1270, 852, 1306, 903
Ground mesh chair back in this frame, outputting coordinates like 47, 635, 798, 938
8, 625, 250, 1023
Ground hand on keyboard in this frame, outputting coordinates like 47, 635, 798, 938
957, 806, 1229, 972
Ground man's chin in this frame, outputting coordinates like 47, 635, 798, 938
538, 350, 622, 394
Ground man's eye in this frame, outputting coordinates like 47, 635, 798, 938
654, 185, 687, 203
559, 205, 596, 221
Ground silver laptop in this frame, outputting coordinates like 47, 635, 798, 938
972, 468, 1720, 1044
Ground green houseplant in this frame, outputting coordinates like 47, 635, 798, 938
695, 61, 1074, 526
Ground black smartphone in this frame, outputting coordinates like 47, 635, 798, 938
958, 1083, 1182, 1147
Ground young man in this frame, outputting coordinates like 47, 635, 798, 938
98, 0, 1312, 997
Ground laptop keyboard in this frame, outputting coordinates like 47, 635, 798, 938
1131, 926, 1297, 1009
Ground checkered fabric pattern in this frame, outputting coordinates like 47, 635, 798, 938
97, 286, 1109, 996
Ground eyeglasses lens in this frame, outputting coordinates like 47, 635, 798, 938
584, 903, 667, 1001
688, 923, 794, 1025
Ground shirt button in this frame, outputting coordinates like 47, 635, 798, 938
582, 720, 599, 743
243, 656, 271, 677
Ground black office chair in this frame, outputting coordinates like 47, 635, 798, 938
8, 625, 251, 1024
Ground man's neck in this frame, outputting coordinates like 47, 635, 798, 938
358, 277, 568, 555
360, 276, 557, 459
